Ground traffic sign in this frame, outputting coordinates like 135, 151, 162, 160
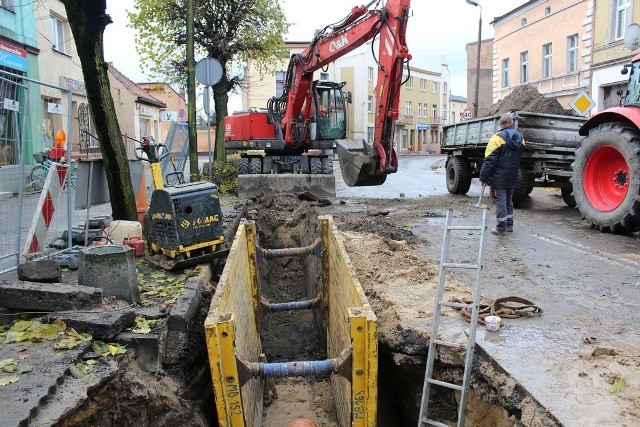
463, 109, 473, 120
569, 90, 595, 116
195, 58, 223, 86
48, 102, 63, 115
160, 111, 178, 122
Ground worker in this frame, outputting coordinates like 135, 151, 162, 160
479, 113, 525, 235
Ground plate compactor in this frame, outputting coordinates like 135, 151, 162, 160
137, 136, 226, 271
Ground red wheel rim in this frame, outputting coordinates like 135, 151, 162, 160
583, 145, 629, 212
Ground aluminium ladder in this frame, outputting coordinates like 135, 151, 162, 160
417, 208, 489, 427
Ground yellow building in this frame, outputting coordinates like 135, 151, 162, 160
590, 0, 640, 111
491, 0, 592, 109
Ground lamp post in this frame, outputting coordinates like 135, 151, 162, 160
466, 0, 482, 119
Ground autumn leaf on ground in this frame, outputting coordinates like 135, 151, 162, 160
92, 340, 127, 357
0, 358, 17, 373
0, 375, 20, 386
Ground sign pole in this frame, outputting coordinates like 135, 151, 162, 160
206, 85, 213, 178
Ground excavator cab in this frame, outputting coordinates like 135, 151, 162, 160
311, 81, 347, 141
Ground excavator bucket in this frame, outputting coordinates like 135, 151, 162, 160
336, 139, 387, 187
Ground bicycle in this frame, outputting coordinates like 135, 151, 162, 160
28, 149, 78, 192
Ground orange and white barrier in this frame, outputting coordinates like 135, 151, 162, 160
24, 163, 69, 255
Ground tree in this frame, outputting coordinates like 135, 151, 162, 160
129, 0, 289, 172
61, 0, 137, 221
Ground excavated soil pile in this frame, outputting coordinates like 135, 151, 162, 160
486, 84, 573, 116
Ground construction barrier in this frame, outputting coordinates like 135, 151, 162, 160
24, 162, 69, 254
204, 216, 378, 427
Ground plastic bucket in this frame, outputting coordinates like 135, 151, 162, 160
485, 315, 501, 331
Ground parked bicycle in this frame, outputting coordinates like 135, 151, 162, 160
28, 148, 78, 192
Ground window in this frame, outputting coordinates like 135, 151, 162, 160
521, 18, 527, 26
432, 104, 437, 118
442, 82, 447, 94
420, 78, 427, 91
406, 77, 413, 88
367, 126, 374, 142
367, 95, 373, 113
405, 101, 412, 116
1, 0, 15, 12
275, 72, 286, 97
545, 6, 551, 15
367, 67, 374, 81
542, 43, 552, 78
320, 72, 329, 80
520, 51, 528, 84
433, 82, 437, 93
615, 0, 631, 40
567, 34, 578, 73
502, 58, 509, 88
417, 103, 422, 117
51, 16, 68, 53
441, 105, 447, 124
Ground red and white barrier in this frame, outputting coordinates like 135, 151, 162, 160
24, 163, 69, 255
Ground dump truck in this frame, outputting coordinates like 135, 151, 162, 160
224, 0, 412, 197
441, 111, 586, 207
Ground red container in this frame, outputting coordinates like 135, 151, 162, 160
124, 236, 146, 257
224, 111, 275, 141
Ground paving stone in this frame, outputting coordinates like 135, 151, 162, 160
0, 279, 102, 311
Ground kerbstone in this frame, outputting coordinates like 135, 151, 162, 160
17, 259, 62, 283
53, 309, 136, 340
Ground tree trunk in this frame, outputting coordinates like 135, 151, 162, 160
61, 0, 137, 221
213, 86, 228, 162
187, 0, 199, 180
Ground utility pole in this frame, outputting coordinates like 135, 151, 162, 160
466, 0, 482, 119
186, 0, 198, 179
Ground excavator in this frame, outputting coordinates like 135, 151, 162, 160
224, 0, 412, 195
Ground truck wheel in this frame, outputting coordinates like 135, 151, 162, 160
238, 158, 249, 175
249, 157, 262, 174
445, 156, 472, 194
572, 122, 640, 233
310, 157, 322, 174
512, 168, 528, 208
321, 157, 333, 174
561, 186, 576, 207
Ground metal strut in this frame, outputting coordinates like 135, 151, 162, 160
256, 238, 321, 259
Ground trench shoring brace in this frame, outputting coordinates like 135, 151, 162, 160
256, 238, 321, 260
236, 347, 352, 387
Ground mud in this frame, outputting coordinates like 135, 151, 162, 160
486, 84, 573, 116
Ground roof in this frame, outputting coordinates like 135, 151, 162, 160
490, 0, 537, 25
107, 64, 166, 108
138, 82, 187, 103
450, 95, 467, 103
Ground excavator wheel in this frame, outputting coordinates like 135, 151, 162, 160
238, 158, 249, 175
310, 157, 323, 174
572, 122, 640, 233
321, 157, 333, 174
250, 157, 262, 175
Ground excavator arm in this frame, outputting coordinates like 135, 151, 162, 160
278, 0, 412, 186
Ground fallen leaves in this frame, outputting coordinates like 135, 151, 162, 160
0, 358, 32, 387
92, 341, 127, 357
128, 316, 160, 335
137, 261, 200, 308
3, 318, 66, 344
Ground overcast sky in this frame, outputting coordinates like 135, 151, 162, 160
104, 0, 527, 101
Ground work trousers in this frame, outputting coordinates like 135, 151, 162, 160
491, 187, 514, 232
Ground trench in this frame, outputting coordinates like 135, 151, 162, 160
55, 195, 524, 427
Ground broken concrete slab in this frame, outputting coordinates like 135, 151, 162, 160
0, 279, 102, 311
48, 309, 136, 340
17, 259, 62, 283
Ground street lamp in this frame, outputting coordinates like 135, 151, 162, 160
466, 0, 482, 119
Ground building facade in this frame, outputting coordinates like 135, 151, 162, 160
590, 0, 640, 112
491, 0, 592, 109
466, 38, 494, 118
449, 95, 469, 124
139, 82, 187, 143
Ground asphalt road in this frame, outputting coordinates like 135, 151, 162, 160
335, 154, 640, 425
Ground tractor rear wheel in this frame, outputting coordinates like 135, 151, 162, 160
445, 155, 472, 194
571, 122, 640, 233
512, 167, 528, 208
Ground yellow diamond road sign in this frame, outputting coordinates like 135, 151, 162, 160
569, 90, 595, 116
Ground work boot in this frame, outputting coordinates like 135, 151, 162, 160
491, 227, 505, 236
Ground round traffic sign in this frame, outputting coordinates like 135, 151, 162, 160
195, 58, 223, 86
463, 109, 473, 120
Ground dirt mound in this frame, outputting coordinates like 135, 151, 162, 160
486, 84, 572, 116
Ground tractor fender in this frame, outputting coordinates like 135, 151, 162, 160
579, 107, 640, 136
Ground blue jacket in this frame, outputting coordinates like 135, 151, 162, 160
479, 127, 525, 189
